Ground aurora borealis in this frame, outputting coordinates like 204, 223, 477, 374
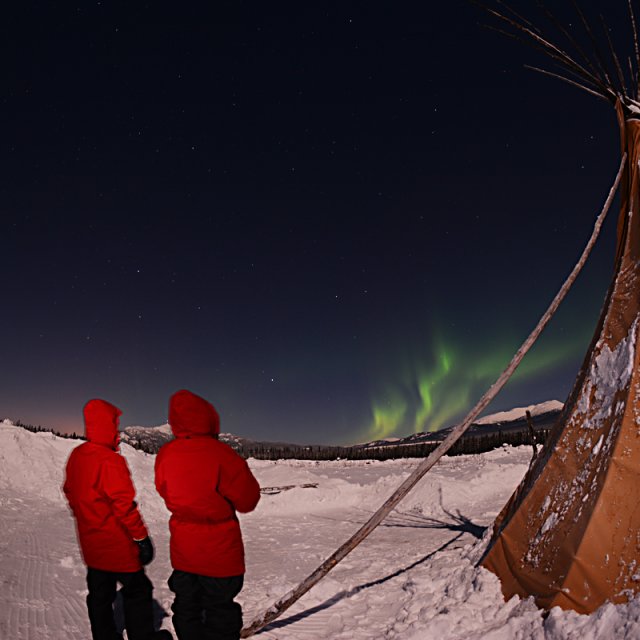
366, 317, 597, 441
0, 2, 624, 444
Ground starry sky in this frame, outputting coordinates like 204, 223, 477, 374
1, 1, 630, 444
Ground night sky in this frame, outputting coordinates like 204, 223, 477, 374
2, 2, 630, 444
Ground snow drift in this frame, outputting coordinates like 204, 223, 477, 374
2, 419, 640, 638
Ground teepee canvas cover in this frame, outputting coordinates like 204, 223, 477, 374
480, 2, 640, 614
483, 106, 640, 614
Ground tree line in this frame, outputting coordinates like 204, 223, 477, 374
237, 428, 550, 461
12, 419, 85, 440
8, 419, 549, 461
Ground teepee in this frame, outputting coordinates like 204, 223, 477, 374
480, 1, 640, 614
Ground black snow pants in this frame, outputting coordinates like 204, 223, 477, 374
86, 567, 156, 640
168, 570, 244, 640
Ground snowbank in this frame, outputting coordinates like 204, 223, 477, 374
2, 420, 640, 639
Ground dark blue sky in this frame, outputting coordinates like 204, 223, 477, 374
1, 1, 627, 444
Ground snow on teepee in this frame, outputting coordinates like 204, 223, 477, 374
479, 1, 640, 614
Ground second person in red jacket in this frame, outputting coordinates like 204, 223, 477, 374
155, 389, 261, 640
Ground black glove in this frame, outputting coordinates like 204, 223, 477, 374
135, 537, 154, 565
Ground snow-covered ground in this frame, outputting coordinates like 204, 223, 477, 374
2, 419, 640, 639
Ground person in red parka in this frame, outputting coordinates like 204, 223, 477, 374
63, 399, 172, 640
155, 389, 261, 640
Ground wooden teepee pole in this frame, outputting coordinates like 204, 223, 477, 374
240, 153, 626, 638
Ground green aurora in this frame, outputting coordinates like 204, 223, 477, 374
366, 323, 593, 441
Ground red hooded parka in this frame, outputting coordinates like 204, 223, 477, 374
155, 390, 260, 577
63, 399, 148, 572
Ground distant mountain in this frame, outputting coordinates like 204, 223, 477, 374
474, 400, 563, 425
358, 400, 564, 450
119, 423, 172, 452
117, 400, 564, 456
119, 424, 250, 454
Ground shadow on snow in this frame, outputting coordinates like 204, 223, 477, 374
259, 532, 469, 634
